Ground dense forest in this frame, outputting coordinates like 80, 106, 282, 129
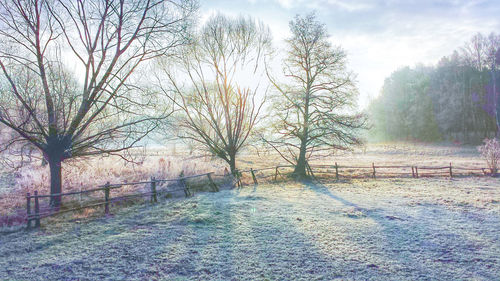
367, 33, 500, 144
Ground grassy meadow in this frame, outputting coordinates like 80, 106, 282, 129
0, 143, 499, 280
0, 177, 498, 280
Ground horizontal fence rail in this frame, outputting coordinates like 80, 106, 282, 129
25, 162, 491, 229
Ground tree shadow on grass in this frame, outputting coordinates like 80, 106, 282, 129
162, 192, 239, 280
1, 185, 497, 280
0, 201, 216, 280
164, 189, 348, 280
306, 182, 500, 280
173, 185, 402, 280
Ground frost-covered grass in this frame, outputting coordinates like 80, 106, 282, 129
0, 142, 488, 225
240, 142, 486, 170
0, 178, 498, 280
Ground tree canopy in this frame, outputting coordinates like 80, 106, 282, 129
368, 32, 500, 144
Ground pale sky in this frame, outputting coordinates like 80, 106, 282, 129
200, 0, 500, 109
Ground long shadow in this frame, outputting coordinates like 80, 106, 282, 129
3, 184, 496, 280
228, 186, 349, 280
141, 188, 259, 279
306, 181, 500, 280
173, 190, 239, 279
254, 182, 404, 279
243, 202, 348, 279
38, 193, 240, 280
168, 187, 350, 280
0, 201, 203, 280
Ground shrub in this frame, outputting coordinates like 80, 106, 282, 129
477, 138, 500, 175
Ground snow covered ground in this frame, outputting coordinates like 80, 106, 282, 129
0, 177, 498, 280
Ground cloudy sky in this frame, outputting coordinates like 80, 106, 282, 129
200, 0, 500, 108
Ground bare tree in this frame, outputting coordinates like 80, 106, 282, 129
486, 33, 500, 134
0, 0, 197, 206
159, 14, 271, 174
266, 13, 366, 178
462, 33, 500, 135
461, 33, 489, 71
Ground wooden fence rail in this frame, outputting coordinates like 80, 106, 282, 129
233, 163, 490, 185
226, 163, 491, 188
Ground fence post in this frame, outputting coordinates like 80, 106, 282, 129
26, 192, 32, 229
150, 177, 157, 203
411, 166, 415, 178
207, 173, 219, 192
274, 166, 279, 181
104, 182, 110, 215
372, 163, 376, 179
335, 162, 339, 180
250, 168, 258, 185
305, 162, 318, 181
34, 190, 40, 228
449, 162, 453, 178
180, 177, 189, 197
415, 166, 419, 178
235, 169, 242, 188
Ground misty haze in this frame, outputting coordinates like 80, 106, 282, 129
0, 0, 499, 280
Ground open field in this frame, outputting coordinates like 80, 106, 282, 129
239, 142, 486, 170
1, 1, 499, 280
0, 143, 492, 227
0, 177, 499, 280
0, 143, 499, 280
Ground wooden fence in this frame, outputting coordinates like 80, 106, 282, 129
267, 162, 488, 181
26, 172, 220, 229
216, 162, 489, 186
25, 162, 490, 228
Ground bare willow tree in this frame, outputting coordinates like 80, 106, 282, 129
266, 13, 366, 178
0, 0, 197, 206
159, 14, 271, 173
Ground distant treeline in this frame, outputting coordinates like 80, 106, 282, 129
367, 33, 500, 144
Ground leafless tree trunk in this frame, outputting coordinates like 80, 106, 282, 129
158, 13, 271, 174
0, 0, 197, 206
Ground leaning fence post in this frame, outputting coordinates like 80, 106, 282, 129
415, 166, 419, 178
449, 162, 453, 178
372, 163, 376, 179
207, 173, 219, 192
34, 190, 40, 228
335, 162, 339, 180
26, 192, 32, 229
180, 177, 189, 197
411, 166, 415, 178
150, 177, 157, 203
250, 168, 258, 185
104, 182, 110, 215
235, 169, 242, 188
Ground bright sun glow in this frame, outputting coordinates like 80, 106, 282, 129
201, 0, 500, 108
